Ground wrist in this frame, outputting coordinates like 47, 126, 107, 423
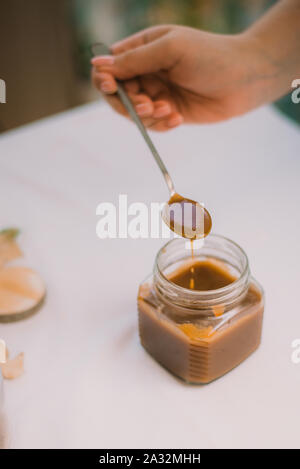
241, 27, 297, 101
238, 29, 279, 79
223, 30, 292, 110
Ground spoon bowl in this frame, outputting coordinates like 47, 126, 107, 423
162, 193, 212, 240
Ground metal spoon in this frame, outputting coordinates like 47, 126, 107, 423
91, 43, 212, 239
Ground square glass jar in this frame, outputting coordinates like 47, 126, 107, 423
138, 235, 264, 384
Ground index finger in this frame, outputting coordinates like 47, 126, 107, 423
111, 25, 172, 54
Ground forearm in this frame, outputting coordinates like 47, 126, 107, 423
244, 0, 300, 95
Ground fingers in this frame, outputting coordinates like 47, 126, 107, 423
91, 25, 185, 130
92, 71, 117, 94
93, 70, 152, 118
92, 68, 141, 95
153, 100, 172, 118
92, 69, 184, 131
142, 108, 183, 132
165, 113, 184, 129
91, 33, 177, 80
132, 94, 154, 117
111, 25, 172, 54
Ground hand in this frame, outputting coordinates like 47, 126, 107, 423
91, 25, 278, 131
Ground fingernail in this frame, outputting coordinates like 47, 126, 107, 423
136, 103, 152, 116
167, 115, 183, 127
153, 104, 171, 118
101, 81, 115, 93
91, 55, 115, 66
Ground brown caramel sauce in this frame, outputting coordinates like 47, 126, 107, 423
169, 259, 236, 291
167, 193, 212, 240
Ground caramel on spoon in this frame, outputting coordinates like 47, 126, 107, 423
162, 193, 212, 240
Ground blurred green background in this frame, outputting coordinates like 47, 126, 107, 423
1, 0, 298, 131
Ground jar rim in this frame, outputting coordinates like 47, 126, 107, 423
153, 234, 250, 309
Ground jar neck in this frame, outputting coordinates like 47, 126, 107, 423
153, 235, 250, 318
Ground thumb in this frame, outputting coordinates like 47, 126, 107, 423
93, 36, 173, 80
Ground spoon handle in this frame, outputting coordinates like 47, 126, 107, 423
91, 42, 176, 196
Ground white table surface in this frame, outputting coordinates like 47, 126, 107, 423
0, 102, 299, 449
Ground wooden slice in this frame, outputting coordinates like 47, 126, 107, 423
0, 266, 46, 322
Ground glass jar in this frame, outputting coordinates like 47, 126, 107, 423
138, 234, 264, 384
